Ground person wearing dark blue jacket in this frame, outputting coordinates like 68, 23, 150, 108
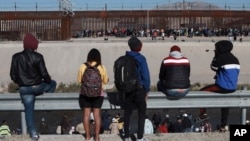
123, 37, 151, 141
200, 40, 240, 132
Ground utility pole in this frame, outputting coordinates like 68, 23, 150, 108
57, 0, 75, 40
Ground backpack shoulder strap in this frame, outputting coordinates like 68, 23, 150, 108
84, 62, 90, 67
85, 62, 99, 68
94, 63, 100, 68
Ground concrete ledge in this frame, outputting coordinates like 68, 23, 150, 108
1, 132, 229, 141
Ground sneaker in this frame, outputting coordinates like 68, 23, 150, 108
137, 138, 151, 141
220, 125, 229, 132
31, 134, 40, 141
225, 125, 229, 131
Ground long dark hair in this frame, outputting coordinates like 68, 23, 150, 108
86, 48, 102, 65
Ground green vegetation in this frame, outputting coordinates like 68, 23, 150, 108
3, 82, 249, 94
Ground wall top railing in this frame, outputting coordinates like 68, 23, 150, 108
1, 90, 250, 111
1, 90, 250, 134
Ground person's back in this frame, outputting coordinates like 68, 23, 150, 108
10, 34, 53, 88
102, 115, 111, 134
123, 37, 151, 141
157, 122, 168, 133
9, 33, 56, 141
77, 48, 109, 141
199, 40, 240, 131
181, 114, 192, 132
60, 114, 70, 134
203, 120, 212, 132
76, 122, 85, 134
151, 112, 161, 133
0, 120, 11, 136
39, 118, 49, 134
109, 118, 119, 134
163, 114, 173, 133
158, 45, 190, 100
171, 117, 183, 133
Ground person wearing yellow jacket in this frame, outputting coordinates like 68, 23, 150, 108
77, 48, 109, 141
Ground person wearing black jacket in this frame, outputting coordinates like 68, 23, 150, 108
10, 33, 56, 141
157, 45, 190, 100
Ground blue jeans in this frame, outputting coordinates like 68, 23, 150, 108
157, 81, 189, 100
163, 89, 189, 100
19, 80, 56, 137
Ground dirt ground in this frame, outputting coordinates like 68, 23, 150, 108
1, 132, 229, 141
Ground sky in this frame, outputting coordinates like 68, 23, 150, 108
0, 0, 250, 11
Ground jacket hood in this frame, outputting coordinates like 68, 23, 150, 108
169, 51, 182, 58
23, 33, 39, 50
125, 50, 140, 57
215, 40, 233, 53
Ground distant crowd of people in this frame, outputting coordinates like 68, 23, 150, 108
73, 26, 250, 41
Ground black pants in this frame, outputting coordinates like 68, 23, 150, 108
124, 88, 147, 139
200, 84, 235, 128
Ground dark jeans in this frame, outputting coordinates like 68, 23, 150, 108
200, 84, 235, 128
124, 87, 147, 139
19, 80, 57, 137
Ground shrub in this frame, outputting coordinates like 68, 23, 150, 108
8, 82, 19, 93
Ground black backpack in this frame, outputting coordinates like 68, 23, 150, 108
113, 55, 139, 93
80, 63, 102, 97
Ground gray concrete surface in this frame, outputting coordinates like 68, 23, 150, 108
1, 132, 229, 141
1, 36, 250, 91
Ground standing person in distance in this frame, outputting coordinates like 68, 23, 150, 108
10, 33, 57, 141
157, 45, 190, 100
199, 40, 240, 132
77, 48, 109, 141
123, 37, 151, 141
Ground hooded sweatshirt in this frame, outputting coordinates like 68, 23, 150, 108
125, 51, 151, 92
159, 49, 190, 89
212, 40, 240, 90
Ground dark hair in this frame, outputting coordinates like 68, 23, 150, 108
2, 120, 7, 124
87, 48, 102, 65
128, 37, 142, 52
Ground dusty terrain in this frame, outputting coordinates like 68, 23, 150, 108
1, 132, 230, 141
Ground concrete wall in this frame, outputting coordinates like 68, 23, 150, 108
1, 36, 250, 90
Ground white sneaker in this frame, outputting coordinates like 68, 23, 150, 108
137, 138, 151, 141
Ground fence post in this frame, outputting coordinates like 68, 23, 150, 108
21, 112, 27, 135
241, 86, 248, 125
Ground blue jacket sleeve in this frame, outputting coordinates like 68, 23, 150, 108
138, 56, 151, 92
